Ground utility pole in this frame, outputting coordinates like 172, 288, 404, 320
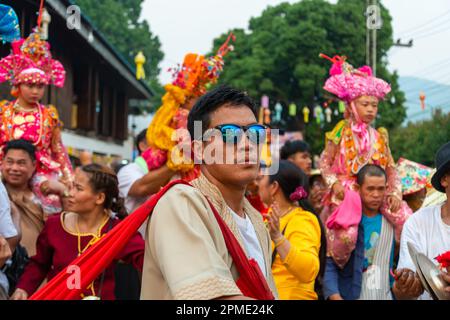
366, 0, 381, 76
393, 38, 413, 48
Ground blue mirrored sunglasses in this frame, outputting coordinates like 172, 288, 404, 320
210, 124, 268, 145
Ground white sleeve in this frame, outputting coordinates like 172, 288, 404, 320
0, 182, 17, 239
397, 214, 423, 271
118, 164, 145, 198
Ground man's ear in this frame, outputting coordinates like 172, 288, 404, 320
441, 174, 450, 190
192, 139, 203, 164
353, 183, 361, 192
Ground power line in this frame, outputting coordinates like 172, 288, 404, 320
397, 9, 450, 38
406, 58, 450, 77
414, 23, 450, 41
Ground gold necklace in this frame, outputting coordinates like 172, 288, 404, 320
278, 206, 294, 218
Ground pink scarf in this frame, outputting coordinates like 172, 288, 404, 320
349, 101, 371, 154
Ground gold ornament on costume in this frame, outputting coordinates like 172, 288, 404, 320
13, 128, 24, 139
13, 115, 25, 125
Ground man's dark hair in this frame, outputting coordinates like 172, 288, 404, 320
187, 85, 258, 140
357, 164, 387, 186
135, 129, 147, 154
280, 140, 311, 160
4, 139, 36, 162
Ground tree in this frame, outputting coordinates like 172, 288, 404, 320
210, 0, 406, 155
75, 0, 164, 110
390, 109, 450, 166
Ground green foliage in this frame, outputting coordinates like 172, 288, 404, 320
75, 0, 164, 111
210, 0, 406, 155
390, 110, 450, 166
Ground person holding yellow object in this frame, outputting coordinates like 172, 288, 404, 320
258, 160, 326, 300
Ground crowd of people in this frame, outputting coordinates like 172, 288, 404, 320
0, 4, 449, 300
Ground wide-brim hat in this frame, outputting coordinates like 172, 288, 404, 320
431, 142, 450, 193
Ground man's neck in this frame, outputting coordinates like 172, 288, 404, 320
201, 169, 246, 217
441, 198, 450, 226
5, 182, 31, 195
363, 206, 379, 218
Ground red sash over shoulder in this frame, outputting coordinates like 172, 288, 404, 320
30, 180, 274, 300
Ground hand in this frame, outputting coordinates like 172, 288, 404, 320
329, 293, 344, 300
10, 288, 28, 300
393, 268, 424, 299
263, 202, 282, 241
387, 195, 401, 213
332, 181, 345, 201
40, 179, 68, 197
0, 236, 12, 268
441, 267, 450, 294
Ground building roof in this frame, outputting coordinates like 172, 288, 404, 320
46, 0, 154, 99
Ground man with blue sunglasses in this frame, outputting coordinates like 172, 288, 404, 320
141, 85, 278, 300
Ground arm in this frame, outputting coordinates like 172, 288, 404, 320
394, 217, 424, 300
319, 140, 339, 189
50, 115, 73, 184
0, 183, 18, 253
116, 230, 145, 273
274, 214, 321, 283
322, 257, 343, 300
128, 164, 176, 198
384, 145, 402, 201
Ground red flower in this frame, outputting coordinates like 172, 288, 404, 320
435, 250, 450, 268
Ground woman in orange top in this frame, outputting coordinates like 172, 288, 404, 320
258, 160, 326, 300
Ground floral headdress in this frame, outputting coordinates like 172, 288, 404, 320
320, 54, 391, 102
170, 32, 235, 99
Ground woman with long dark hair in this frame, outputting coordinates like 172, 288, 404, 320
258, 160, 326, 300
11, 164, 144, 300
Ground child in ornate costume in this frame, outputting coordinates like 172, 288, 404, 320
318, 54, 412, 268
142, 33, 235, 181
0, 27, 72, 215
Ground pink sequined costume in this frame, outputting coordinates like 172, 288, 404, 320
318, 54, 412, 268
0, 28, 72, 214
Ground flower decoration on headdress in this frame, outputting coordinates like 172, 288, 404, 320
319, 53, 391, 102
0, 27, 65, 87
0, 4, 20, 44
171, 32, 235, 99
289, 186, 308, 202
144, 33, 235, 173
397, 158, 433, 195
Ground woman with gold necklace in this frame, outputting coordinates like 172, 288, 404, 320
10, 164, 144, 300
0, 28, 73, 215
258, 160, 326, 300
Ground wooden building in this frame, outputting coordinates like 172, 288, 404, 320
0, 0, 153, 160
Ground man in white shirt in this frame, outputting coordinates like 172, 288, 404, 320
397, 142, 450, 299
118, 129, 175, 234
